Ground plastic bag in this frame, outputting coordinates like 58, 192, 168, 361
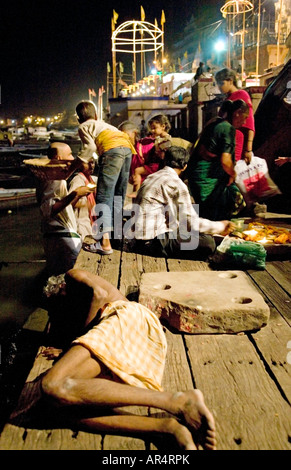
213, 236, 266, 269
235, 155, 281, 207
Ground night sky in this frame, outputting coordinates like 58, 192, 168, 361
0, 0, 220, 118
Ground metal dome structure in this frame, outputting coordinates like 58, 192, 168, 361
112, 20, 163, 54
220, 0, 254, 15
220, 0, 254, 79
111, 20, 164, 97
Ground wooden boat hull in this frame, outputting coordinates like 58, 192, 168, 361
0, 188, 37, 210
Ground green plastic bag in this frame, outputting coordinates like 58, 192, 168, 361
213, 237, 267, 269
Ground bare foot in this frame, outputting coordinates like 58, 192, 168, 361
126, 193, 137, 199
171, 390, 216, 450
126, 192, 137, 199
168, 419, 197, 450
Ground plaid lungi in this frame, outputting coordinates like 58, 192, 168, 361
72, 300, 167, 391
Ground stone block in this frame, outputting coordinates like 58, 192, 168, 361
138, 271, 270, 334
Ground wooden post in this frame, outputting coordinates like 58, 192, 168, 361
276, 0, 283, 65
241, 7, 245, 83
256, 0, 261, 81
112, 50, 117, 98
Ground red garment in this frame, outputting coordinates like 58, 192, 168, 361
79, 172, 96, 225
129, 136, 161, 183
227, 89, 255, 161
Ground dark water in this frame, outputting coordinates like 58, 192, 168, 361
0, 204, 46, 329
0, 204, 48, 427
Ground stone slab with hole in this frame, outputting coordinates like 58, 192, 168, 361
138, 271, 270, 334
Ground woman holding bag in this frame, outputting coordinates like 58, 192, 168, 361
215, 68, 255, 164
187, 99, 249, 221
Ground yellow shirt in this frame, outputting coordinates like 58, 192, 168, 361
96, 129, 136, 156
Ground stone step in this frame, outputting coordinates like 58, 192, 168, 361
139, 271, 270, 334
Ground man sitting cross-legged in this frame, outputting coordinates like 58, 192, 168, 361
40, 268, 216, 451
131, 145, 235, 260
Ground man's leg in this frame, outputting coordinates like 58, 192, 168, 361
113, 148, 132, 239
41, 345, 216, 450
193, 233, 216, 260
114, 148, 132, 205
94, 149, 129, 250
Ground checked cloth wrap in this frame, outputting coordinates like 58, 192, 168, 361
73, 300, 167, 391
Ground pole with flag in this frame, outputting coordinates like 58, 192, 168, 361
141, 5, 145, 20
256, 0, 261, 81
88, 88, 96, 101
98, 86, 105, 120
154, 18, 158, 65
161, 10, 165, 75
154, 18, 158, 93
132, 60, 136, 88
112, 10, 119, 98
140, 6, 146, 79
106, 62, 111, 107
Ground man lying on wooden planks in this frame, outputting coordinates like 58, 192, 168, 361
39, 268, 216, 451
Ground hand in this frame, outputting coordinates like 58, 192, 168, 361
75, 186, 94, 198
275, 156, 290, 167
227, 173, 236, 186
219, 220, 236, 236
244, 151, 252, 165
38, 346, 63, 360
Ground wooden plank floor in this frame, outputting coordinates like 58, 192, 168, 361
0, 234, 291, 450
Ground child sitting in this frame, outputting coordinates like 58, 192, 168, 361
127, 114, 171, 198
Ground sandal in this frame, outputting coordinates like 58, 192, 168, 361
83, 241, 113, 255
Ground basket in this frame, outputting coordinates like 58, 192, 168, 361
23, 158, 71, 181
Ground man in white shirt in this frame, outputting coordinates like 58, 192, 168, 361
37, 142, 94, 275
131, 146, 234, 260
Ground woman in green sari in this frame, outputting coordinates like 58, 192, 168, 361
187, 99, 249, 220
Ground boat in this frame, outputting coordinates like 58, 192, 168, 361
0, 187, 37, 211
18, 151, 48, 159
0, 144, 49, 169
0, 173, 23, 188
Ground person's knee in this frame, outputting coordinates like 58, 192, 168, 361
41, 373, 75, 405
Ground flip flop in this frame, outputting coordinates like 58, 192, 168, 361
83, 241, 113, 255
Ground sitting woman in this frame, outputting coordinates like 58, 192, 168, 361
69, 157, 97, 242
187, 99, 248, 221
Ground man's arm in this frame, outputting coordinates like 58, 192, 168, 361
61, 123, 98, 179
173, 181, 234, 236
51, 186, 94, 217
199, 218, 235, 235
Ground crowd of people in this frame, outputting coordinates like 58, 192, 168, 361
37, 70, 256, 277
30, 67, 287, 449
35, 65, 291, 277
